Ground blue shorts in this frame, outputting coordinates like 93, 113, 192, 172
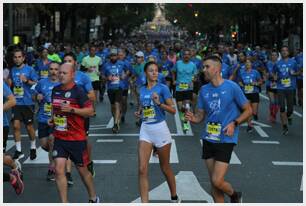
52, 139, 90, 167
38, 122, 53, 139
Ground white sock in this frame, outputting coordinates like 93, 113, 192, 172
30, 140, 36, 149
16, 141, 22, 152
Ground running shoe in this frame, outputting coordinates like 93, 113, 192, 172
13, 151, 24, 160
89, 196, 100, 203
66, 172, 74, 186
87, 161, 96, 178
14, 159, 23, 180
10, 170, 24, 195
30, 149, 37, 160
230, 191, 242, 203
47, 169, 55, 181
112, 124, 119, 134
183, 122, 190, 133
170, 195, 182, 203
246, 126, 253, 133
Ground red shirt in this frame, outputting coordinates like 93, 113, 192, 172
51, 83, 92, 141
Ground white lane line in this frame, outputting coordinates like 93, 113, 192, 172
252, 140, 280, 144
150, 139, 178, 163
173, 100, 184, 135
200, 140, 241, 164
254, 126, 269, 138
93, 160, 117, 164
6, 140, 15, 151
96, 139, 124, 143
90, 124, 107, 127
24, 147, 49, 164
106, 117, 114, 128
240, 120, 271, 127
260, 93, 302, 118
272, 161, 303, 166
8, 133, 191, 138
89, 127, 109, 130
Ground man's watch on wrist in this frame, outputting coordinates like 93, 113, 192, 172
234, 120, 239, 127
70, 108, 75, 113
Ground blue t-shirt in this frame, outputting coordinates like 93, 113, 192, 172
75, 71, 94, 93
222, 53, 230, 66
34, 58, 52, 79
273, 58, 299, 90
140, 83, 172, 124
295, 53, 303, 80
231, 62, 246, 82
120, 59, 134, 90
3, 83, 13, 127
221, 63, 232, 79
265, 61, 277, 89
159, 59, 174, 78
102, 60, 127, 90
172, 60, 197, 91
197, 80, 248, 144
10, 64, 38, 105
190, 57, 202, 71
238, 69, 261, 94
34, 78, 61, 123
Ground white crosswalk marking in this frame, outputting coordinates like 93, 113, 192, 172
6, 140, 15, 151
107, 117, 114, 128
150, 139, 178, 163
272, 161, 303, 166
96, 139, 124, 143
252, 140, 280, 144
254, 126, 269, 137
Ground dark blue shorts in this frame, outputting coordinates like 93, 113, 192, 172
38, 122, 53, 139
52, 139, 90, 167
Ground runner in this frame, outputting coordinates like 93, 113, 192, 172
49, 63, 99, 203
63, 52, 96, 185
265, 51, 279, 123
238, 59, 263, 132
8, 49, 38, 160
34, 47, 52, 80
273, 46, 300, 135
135, 61, 180, 203
47, 45, 62, 63
185, 55, 252, 203
102, 48, 128, 133
172, 48, 197, 133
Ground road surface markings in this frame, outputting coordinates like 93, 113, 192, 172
272, 161, 303, 166
254, 126, 269, 138
150, 139, 178, 163
106, 117, 114, 128
252, 140, 280, 144
96, 139, 124, 143
132, 171, 213, 203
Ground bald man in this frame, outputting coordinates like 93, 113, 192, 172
49, 63, 100, 202
185, 56, 252, 203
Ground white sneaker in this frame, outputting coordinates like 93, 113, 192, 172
170, 196, 181, 203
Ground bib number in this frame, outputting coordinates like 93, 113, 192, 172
54, 115, 67, 131
244, 84, 254, 93
281, 78, 291, 87
179, 83, 189, 90
13, 86, 24, 98
206, 122, 221, 141
40, 70, 49, 78
44, 103, 52, 116
111, 75, 120, 84
143, 106, 156, 121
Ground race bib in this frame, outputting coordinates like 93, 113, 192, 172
40, 70, 49, 78
111, 75, 120, 84
162, 70, 169, 77
143, 106, 156, 120
244, 84, 254, 93
13, 86, 24, 98
54, 115, 67, 131
179, 83, 189, 90
206, 122, 221, 141
44, 103, 52, 116
281, 78, 291, 87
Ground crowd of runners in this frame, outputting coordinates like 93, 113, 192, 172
3, 38, 303, 203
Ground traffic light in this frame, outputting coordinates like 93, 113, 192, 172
231, 32, 238, 41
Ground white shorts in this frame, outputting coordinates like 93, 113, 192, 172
139, 120, 172, 148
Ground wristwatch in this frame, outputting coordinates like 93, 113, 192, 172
70, 108, 75, 113
234, 120, 239, 127
157, 102, 162, 107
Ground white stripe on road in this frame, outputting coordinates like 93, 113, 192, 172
301, 175, 303, 191
200, 140, 241, 164
173, 100, 184, 135
96, 139, 124, 143
24, 147, 49, 164
260, 93, 302, 118
150, 139, 178, 163
90, 124, 107, 128
89, 127, 109, 131
106, 117, 114, 128
254, 126, 269, 138
252, 140, 280, 144
272, 161, 303, 166
93, 160, 117, 164
6, 140, 15, 151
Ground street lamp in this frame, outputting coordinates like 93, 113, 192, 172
194, 11, 199, 18
173, 19, 178, 24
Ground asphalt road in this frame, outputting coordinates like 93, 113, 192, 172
3, 91, 303, 203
